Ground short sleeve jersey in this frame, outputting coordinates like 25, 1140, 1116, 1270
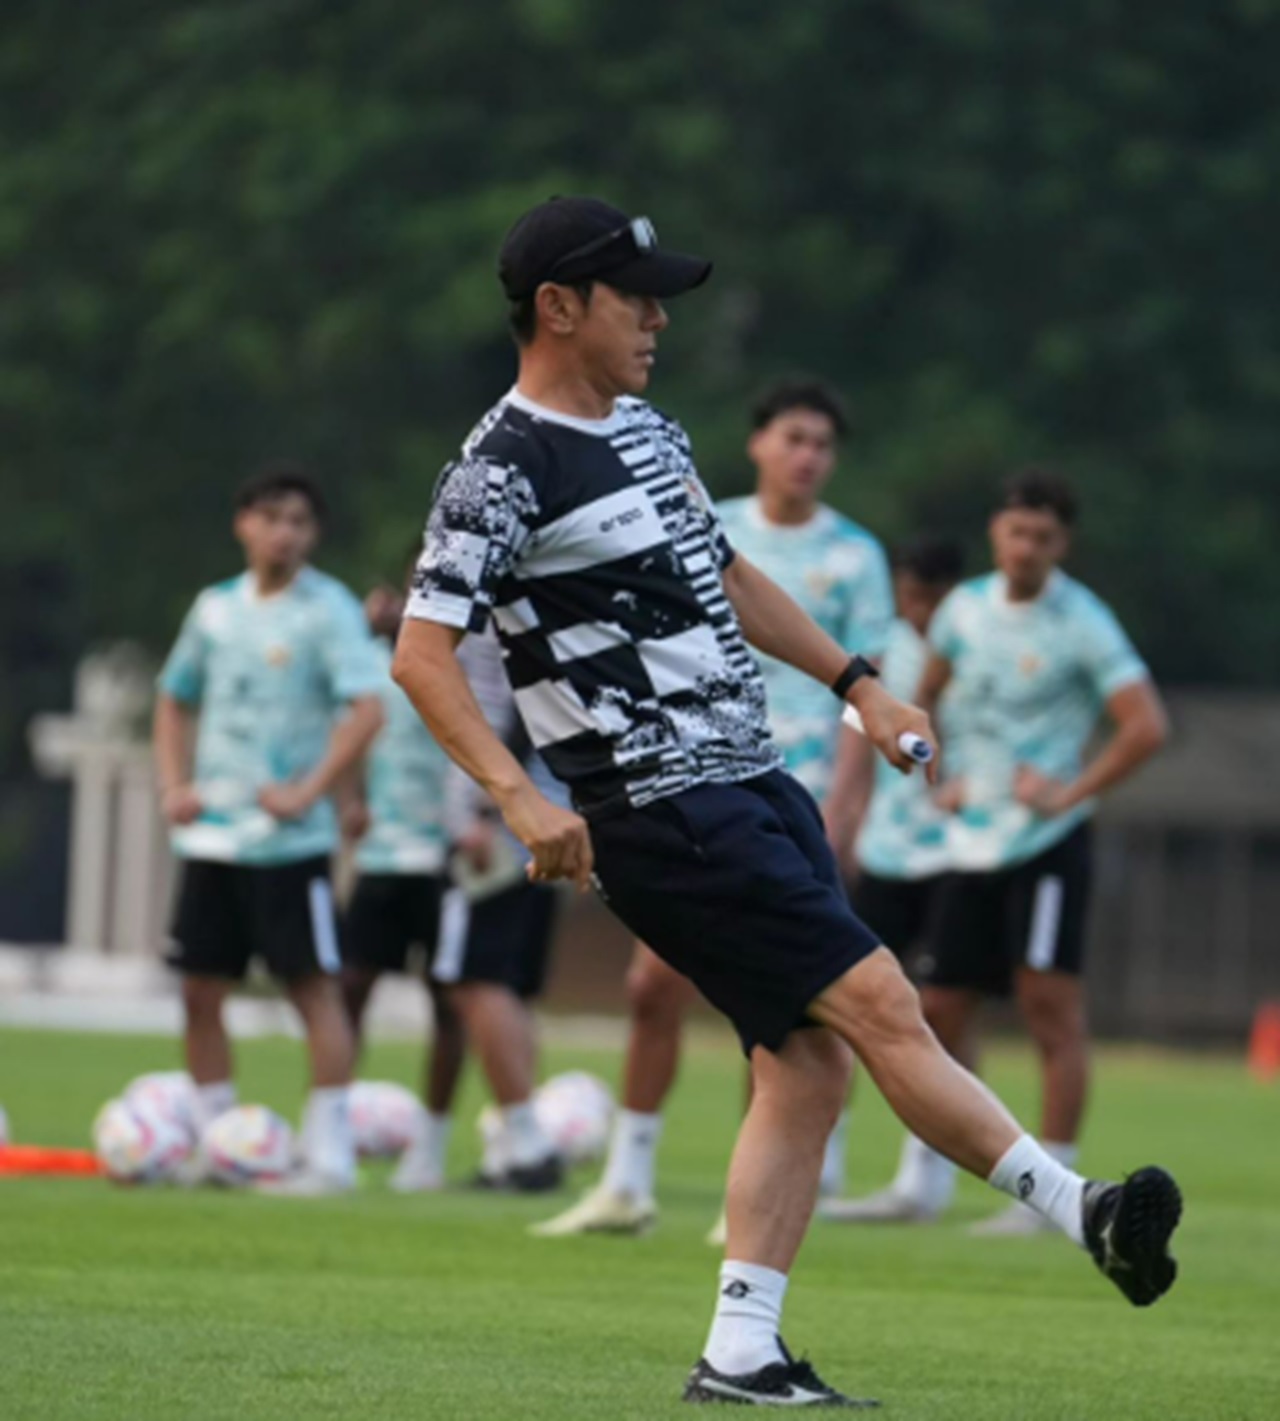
354, 639, 451, 876
405, 389, 781, 818
158, 567, 384, 865
856, 619, 951, 879
930, 570, 1149, 870
716, 496, 892, 803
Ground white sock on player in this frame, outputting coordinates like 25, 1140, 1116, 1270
893, 1133, 957, 1213
601, 1109, 663, 1200
403, 1110, 452, 1175
194, 1080, 236, 1129
988, 1133, 1084, 1245
819, 1109, 849, 1197
302, 1086, 356, 1184
502, 1101, 552, 1168
704, 1261, 788, 1376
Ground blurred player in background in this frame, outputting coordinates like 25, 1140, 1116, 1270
338, 581, 464, 1189
533, 377, 893, 1240
153, 463, 384, 1194
820, 533, 964, 1221
342, 586, 562, 1192
837, 470, 1169, 1232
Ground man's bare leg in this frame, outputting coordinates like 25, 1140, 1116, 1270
448, 980, 556, 1182
820, 975, 980, 1223
181, 975, 238, 1127
1017, 968, 1089, 1147
392, 980, 469, 1192
282, 973, 357, 1186
531, 943, 697, 1235
811, 949, 1090, 1238
425, 981, 467, 1116
695, 1027, 853, 1382
969, 968, 1090, 1236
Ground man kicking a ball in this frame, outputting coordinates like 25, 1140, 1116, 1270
392, 196, 1183, 1407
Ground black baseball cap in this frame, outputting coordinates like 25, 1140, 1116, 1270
499, 197, 713, 301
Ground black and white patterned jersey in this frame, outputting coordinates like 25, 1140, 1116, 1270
406, 388, 782, 818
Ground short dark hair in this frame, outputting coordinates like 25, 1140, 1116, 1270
892, 534, 965, 586
999, 467, 1078, 527
508, 280, 595, 345
750, 377, 849, 438
235, 461, 327, 523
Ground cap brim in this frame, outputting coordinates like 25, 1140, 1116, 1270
598, 249, 713, 298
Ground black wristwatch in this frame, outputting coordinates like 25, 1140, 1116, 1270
830, 655, 880, 700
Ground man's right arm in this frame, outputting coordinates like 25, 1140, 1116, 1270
152, 694, 201, 825
392, 619, 593, 889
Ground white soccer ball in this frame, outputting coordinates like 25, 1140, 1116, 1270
93, 1097, 193, 1184
475, 1072, 614, 1168
202, 1105, 295, 1186
123, 1071, 200, 1142
536, 1072, 614, 1165
348, 1081, 424, 1159
0, 1104, 9, 1147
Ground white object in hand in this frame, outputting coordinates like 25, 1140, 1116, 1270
841, 705, 934, 765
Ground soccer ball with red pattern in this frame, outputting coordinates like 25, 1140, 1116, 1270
93, 1097, 193, 1183
348, 1081, 424, 1159
202, 1105, 295, 1186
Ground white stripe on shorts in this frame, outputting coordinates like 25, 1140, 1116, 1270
432, 886, 471, 984
307, 878, 342, 974
1025, 874, 1065, 972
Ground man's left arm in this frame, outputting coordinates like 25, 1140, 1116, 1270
258, 696, 385, 820
721, 553, 935, 777
259, 592, 386, 820
1015, 679, 1168, 817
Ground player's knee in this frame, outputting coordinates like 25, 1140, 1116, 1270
181, 976, 226, 1027
850, 957, 929, 1047
626, 959, 686, 1030
1019, 980, 1085, 1049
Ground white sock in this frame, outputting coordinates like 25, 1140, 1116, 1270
893, 1134, 957, 1214
601, 1109, 663, 1200
401, 1110, 451, 1178
302, 1086, 356, 1184
989, 1134, 1084, 1245
819, 1110, 849, 1197
194, 1081, 237, 1130
704, 1262, 788, 1375
502, 1101, 551, 1169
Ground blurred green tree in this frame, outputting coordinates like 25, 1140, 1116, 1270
2, 0, 1278, 799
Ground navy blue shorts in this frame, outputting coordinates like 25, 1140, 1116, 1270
589, 771, 882, 1054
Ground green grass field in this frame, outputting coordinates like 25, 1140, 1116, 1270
1, 1025, 1278, 1419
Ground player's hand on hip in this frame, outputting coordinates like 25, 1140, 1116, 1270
849, 679, 939, 783
500, 785, 594, 892
160, 784, 202, 826
257, 781, 319, 821
1014, 765, 1074, 817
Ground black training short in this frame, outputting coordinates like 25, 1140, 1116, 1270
917, 823, 1094, 996
168, 856, 340, 982
430, 880, 558, 1000
343, 873, 448, 974
851, 871, 944, 962
589, 770, 881, 1055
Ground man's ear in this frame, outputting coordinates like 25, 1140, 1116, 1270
535, 282, 582, 337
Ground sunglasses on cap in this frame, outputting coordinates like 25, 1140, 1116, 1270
545, 216, 659, 286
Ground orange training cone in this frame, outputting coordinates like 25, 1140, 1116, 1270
1247, 1001, 1280, 1081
